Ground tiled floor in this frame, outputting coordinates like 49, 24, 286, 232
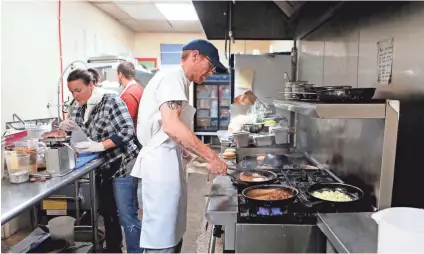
1, 173, 222, 253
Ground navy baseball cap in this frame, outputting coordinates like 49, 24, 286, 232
182, 39, 227, 73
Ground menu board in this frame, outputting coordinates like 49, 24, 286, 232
377, 38, 394, 85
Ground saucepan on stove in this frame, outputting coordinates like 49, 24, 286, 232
307, 182, 364, 205
242, 184, 299, 206
228, 169, 277, 185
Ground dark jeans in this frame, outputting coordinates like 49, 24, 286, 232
143, 239, 183, 253
113, 176, 143, 253
97, 170, 123, 253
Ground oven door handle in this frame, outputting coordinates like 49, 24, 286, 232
208, 229, 217, 253
208, 225, 224, 253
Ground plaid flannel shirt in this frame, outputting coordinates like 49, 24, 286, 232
69, 94, 139, 178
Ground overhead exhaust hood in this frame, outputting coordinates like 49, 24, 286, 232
192, 1, 298, 40
274, 1, 305, 18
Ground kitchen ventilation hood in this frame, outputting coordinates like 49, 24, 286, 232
192, 1, 299, 40
274, 1, 305, 18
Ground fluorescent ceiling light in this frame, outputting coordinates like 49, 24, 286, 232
155, 3, 199, 21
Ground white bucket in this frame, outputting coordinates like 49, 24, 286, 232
271, 127, 289, 144
47, 216, 76, 245
372, 207, 424, 253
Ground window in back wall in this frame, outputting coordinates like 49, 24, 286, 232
160, 43, 185, 65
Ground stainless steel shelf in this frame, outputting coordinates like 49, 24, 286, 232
273, 100, 387, 119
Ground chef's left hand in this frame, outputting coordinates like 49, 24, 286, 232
75, 139, 105, 153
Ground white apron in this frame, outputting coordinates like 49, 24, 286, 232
131, 105, 196, 249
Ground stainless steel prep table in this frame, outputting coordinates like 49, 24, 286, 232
1, 157, 106, 251
317, 212, 377, 253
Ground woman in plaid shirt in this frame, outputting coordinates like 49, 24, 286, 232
59, 68, 142, 253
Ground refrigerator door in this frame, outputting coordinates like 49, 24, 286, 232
233, 54, 292, 104
196, 84, 219, 131
219, 85, 231, 130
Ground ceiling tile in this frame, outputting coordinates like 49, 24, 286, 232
91, 1, 204, 33
116, 3, 166, 20
95, 3, 130, 19
168, 20, 204, 33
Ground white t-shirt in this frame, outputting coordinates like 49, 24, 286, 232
136, 66, 191, 146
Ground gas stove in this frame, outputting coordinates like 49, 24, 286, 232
205, 168, 374, 253
235, 166, 373, 224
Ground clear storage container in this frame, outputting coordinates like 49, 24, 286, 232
5, 152, 30, 183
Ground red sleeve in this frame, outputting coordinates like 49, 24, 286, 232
121, 94, 139, 120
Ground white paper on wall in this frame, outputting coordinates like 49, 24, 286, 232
377, 38, 394, 85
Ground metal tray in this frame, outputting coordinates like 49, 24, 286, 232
40, 136, 71, 143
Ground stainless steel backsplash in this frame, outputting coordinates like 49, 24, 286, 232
295, 115, 385, 207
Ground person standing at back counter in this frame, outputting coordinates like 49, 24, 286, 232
131, 39, 228, 253
58, 68, 142, 253
117, 61, 144, 133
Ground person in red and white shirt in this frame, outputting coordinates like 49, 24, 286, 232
115, 61, 144, 253
117, 61, 144, 131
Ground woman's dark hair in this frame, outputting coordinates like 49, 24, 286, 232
67, 68, 102, 86
87, 68, 101, 85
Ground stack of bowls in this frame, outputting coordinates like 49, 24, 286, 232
284, 81, 308, 100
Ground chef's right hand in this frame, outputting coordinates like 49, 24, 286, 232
59, 119, 77, 131
207, 156, 228, 175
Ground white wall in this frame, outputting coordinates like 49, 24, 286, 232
1, 1, 134, 129
298, 2, 424, 97
133, 32, 291, 67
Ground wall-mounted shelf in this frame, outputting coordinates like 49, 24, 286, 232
273, 100, 387, 119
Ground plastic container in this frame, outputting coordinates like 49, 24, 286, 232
217, 130, 231, 142
5, 152, 30, 183
14, 139, 39, 173
48, 216, 76, 245
25, 124, 51, 139
272, 127, 289, 144
232, 132, 249, 148
372, 207, 424, 253
253, 134, 274, 147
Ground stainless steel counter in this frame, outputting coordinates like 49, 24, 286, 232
1, 157, 105, 225
317, 212, 377, 253
205, 175, 238, 225
205, 175, 238, 252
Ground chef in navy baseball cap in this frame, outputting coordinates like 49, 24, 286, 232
182, 39, 227, 74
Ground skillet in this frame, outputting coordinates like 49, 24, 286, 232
242, 184, 299, 206
307, 182, 364, 206
228, 169, 277, 185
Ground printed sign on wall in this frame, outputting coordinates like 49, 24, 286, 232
377, 38, 394, 85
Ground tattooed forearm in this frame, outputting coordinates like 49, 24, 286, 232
169, 133, 217, 163
166, 100, 182, 110
160, 101, 220, 164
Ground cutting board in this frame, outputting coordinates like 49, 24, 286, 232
75, 154, 99, 169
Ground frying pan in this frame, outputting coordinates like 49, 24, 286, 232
307, 182, 364, 205
242, 184, 299, 206
228, 169, 277, 185
262, 154, 289, 167
317, 88, 376, 102
322, 86, 352, 90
